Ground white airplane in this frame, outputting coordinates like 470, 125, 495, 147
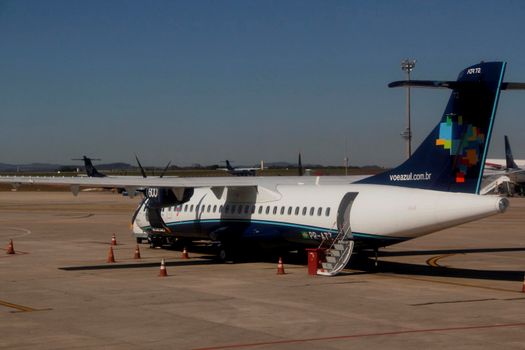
217, 160, 261, 176
1, 61, 523, 276
482, 136, 525, 195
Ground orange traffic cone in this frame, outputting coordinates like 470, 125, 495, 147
159, 258, 168, 277
6, 239, 15, 255
134, 245, 141, 259
107, 246, 116, 263
111, 233, 117, 246
522, 273, 525, 293
181, 247, 189, 259
277, 257, 285, 275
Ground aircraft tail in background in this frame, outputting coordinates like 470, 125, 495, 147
72, 156, 106, 178
505, 135, 518, 170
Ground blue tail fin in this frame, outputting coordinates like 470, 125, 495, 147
81, 156, 106, 178
504, 135, 518, 169
358, 62, 507, 194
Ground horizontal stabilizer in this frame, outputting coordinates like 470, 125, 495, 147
500, 82, 525, 90
388, 80, 458, 89
390, 80, 525, 91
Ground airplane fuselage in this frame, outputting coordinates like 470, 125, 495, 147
134, 184, 507, 250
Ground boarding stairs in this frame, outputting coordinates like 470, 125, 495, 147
316, 224, 354, 277
479, 175, 512, 195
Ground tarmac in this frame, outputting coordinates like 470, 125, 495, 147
1, 191, 525, 349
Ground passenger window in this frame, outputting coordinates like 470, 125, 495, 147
231, 205, 236, 213
207, 205, 211, 212
265, 206, 270, 214
280, 206, 285, 215
225, 205, 230, 213
317, 207, 322, 216
219, 205, 223, 213
273, 207, 277, 215
258, 206, 263, 214
288, 207, 292, 215
238, 205, 242, 214
325, 208, 331, 216
295, 207, 299, 215
213, 205, 217, 213
309, 207, 314, 216
244, 205, 249, 214
190, 205, 194, 212
184, 205, 188, 212
195, 205, 200, 212
302, 207, 307, 216
251, 205, 255, 214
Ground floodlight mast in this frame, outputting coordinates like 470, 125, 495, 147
401, 58, 416, 158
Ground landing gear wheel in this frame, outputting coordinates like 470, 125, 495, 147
217, 245, 236, 263
219, 248, 228, 261
148, 236, 163, 249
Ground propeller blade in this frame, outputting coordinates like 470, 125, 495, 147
135, 154, 147, 178
298, 153, 303, 176
160, 161, 171, 178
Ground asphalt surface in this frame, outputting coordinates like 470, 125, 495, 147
1, 191, 525, 349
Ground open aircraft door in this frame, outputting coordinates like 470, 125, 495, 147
336, 192, 358, 238
317, 192, 359, 276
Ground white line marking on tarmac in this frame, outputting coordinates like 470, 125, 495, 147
0, 227, 32, 238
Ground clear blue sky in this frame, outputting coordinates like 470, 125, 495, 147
1, 0, 525, 167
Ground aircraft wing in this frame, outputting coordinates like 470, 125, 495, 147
0, 175, 259, 190
0, 174, 370, 194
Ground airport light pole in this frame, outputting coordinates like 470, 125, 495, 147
401, 58, 416, 158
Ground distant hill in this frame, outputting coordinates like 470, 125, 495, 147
0, 162, 63, 172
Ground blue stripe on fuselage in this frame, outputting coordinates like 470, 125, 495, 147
143, 218, 408, 247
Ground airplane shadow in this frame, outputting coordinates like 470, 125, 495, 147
60, 246, 525, 283
346, 247, 525, 282
59, 258, 217, 271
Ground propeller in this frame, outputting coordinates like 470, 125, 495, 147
135, 154, 171, 178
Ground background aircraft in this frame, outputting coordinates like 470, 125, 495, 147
482, 136, 525, 195
218, 160, 261, 176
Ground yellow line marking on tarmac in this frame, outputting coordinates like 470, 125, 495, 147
0, 300, 37, 312
0, 300, 51, 313
426, 254, 456, 267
